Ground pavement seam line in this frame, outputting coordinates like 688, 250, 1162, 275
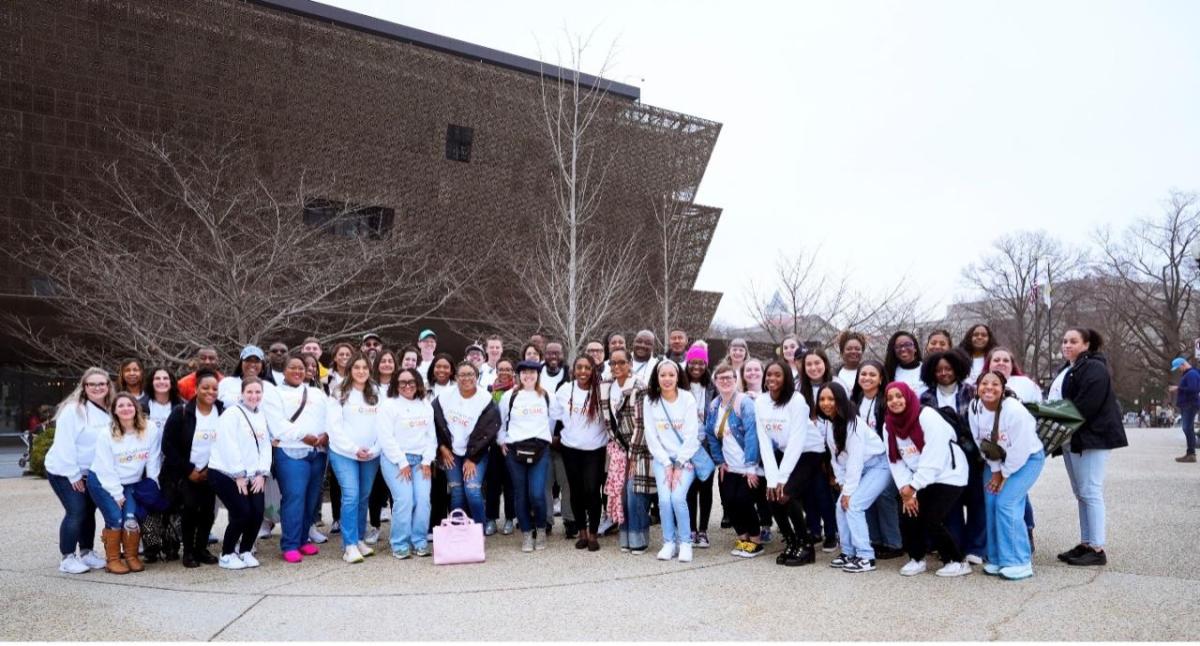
986, 568, 1103, 641
208, 594, 266, 642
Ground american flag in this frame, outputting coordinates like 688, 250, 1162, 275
1028, 279, 1040, 305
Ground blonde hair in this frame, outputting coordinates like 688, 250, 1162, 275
54, 367, 114, 422
109, 392, 148, 441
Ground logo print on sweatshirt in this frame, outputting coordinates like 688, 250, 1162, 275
116, 450, 150, 465
762, 420, 785, 433
518, 406, 547, 417
194, 431, 216, 442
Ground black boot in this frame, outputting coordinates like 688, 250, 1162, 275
784, 540, 815, 567
776, 536, 795, 565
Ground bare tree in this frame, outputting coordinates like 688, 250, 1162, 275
2, 125, 467, 371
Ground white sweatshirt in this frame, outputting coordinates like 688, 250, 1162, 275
45, 402, 111, 483
630, 356, 659, 387
1047, 367, 1069, 402
555, 382, 608, 450
969, 356, 986, 383
822, 416, 886, 497
498, 388, 558, 444
1008, 375, 1044, 404
968, 399, 1043, 478
145, 399, 174, 435
209, 405, 272, 478
716, 399, 763, 476
274, 383, 329, 451
642, 391, 700, 468
217, 377, 286, 440
755, 394, 809, 488
429, 382, 453, 401
539, 367, 568, 395
326, 388, 383, 460
857, 395, 881, 431
835, 367, 859, 392
190, 406, 219, 469
885, 407, 968, 491
89, 427, 161, 500
437, 387, 494, 456
892, 364, 926, 396
378, 395, 437, 465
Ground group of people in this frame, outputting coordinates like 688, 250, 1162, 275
44, 323, 1127, 581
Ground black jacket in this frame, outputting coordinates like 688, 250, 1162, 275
1062, 352, 1127, 453
161, 399, 226, 481
433, 396, 501, 463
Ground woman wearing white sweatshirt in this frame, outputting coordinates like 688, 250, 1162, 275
816, 382, 889, 573
642, 360, 700, 562
326, 353, 383, 563
273, 355, 329, 564
45, 367, 113, 574
218, 345, 285, 540
208, 378, 272, 570
378, 367, 438, 559
556, 355, 609, 551
755, 360, 814, 567
884, 382, 970, 578
87, 392, 160, 574
969, 371, 1046, 580
499, 360, 561, 553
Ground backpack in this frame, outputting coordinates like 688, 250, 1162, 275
931, 405, 981, 464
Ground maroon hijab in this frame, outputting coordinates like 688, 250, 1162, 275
884, 381, 924, 463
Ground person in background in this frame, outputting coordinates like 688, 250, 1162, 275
884, 331, 925, 396
139, 367, 182, 435
378, 367, 438, 559
479, 335, 504, 389
399, 345, 421, 372
601, 333, 627, 381
959, 324, 999, 383
301, 354, 322, 388
584, 340, 607, 381
178, 347, 222, 401
464, 343, 486, 373
705, 363, 763, 559
665, 329, 690, 364
299, 337, 329, 382
630, 330, 660, 387
207, 378, 272, 571
1170, 357, 1200, 463
725, 338, 749, 384
779, 335, 802, 382
116, 359, 146, 399
373, 349, 399, 396
360, 332, 383, 366
740, 358, 765, 398
161, 370, 223, 568
267, 342, 290, 384
925, 329, 954, 356
485, 357, 517, 535
983, 348, 1043, 404
434, 361, 500, 525
324, 342, 355, 394
835, 331, 866, 391
417, 329, 438, 376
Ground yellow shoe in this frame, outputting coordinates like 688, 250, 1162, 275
729, 540, 749, 557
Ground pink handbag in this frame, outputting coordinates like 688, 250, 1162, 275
432, 509, 486, 565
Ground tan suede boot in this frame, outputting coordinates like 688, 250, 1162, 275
102, 528, 129, 574
122, 529, 145, 573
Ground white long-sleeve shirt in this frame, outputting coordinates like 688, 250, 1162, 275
857, 395, 882, 431
755, 394, 809, 488
274, 383, 328, 451
217, 377, 286, 441
835, 367, 859, 392
498, 389, 558, 444
555, 382, 608, 450
968, 399, 1043, 478
893, 364, 926, 396
45, 402, 111, 483
89, 427, 161, 501
326, 388, 382, 460
642, 391, 700, 468
209, 405, 272, 478
437, 387, 494, 456
145, 399, 174, 435
822, 416, 886, 497
1007, 375, 1044, 404
190, 407, 219, 469
885, 407, 967, 491
378, 395, 438, 465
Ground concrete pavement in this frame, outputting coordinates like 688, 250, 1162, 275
1, 426, 1198, 641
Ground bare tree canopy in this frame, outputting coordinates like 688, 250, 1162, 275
3, 125, 467, 370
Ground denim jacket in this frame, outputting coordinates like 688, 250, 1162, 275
703, 394, 759, 468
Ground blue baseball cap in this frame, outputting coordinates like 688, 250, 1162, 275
1172, 357, 1188, 372
419, 329, 437, 341
239, 345, 265, 361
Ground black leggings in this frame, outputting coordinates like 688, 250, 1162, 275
486, 443, 515, 521
208, 470, 265, 556
720, 472, 763, 537
900, 483, 965, 563
368, 471, 390, 528
774, 452, 826, 545
687, 473, 714, 533
560, 445, 606, 534
178, 477, 216, 557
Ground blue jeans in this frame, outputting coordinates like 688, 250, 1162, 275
985, 451, 1045, 567
866, 477, 903, 549
620, 477, 651, 549
328, 452, 380, 548
274, 448, 328, 552
48, 474, 97, 555
505, 448, 550, 532
86, 476, 139, 529
948, 460, 988, 557
380, 454, 432, 552
652, 462, 695, 544
1182, 407, 1197, 454
1063, 448, 1110, 547
835, 455, 892, 560
446, 453, 488, 523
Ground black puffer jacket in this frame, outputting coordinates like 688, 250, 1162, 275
1061, 352, 1127, 453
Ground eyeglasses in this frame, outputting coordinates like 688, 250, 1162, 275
610, 360, 629, 366
85, 382, 108, 389
715, 374, 736, 381
497, 368, 514, 374
269, 348, 287, 354
397, 380, 417, 387
457, 373, 477, 380
895, 342, 916, 350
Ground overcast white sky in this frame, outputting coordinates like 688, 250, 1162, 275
319, 0, 1200, 326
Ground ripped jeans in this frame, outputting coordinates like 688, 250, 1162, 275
445, 452, 488, 524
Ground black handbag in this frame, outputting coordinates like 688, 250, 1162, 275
505, 390, 551, 464
979, 400, 1008, 463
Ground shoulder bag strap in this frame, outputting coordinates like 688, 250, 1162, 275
236, 406, 261, 451
288, 386, 308, 424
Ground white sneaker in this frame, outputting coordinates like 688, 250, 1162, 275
257, 522, 274, 540
597, 515, 615, 535
936, 561, 972, 577
553, 499, 562, 516
965, 553, 984, 565
380, 506, 392, 523
219, 554, 247, 570
357, 541, 375, 557
59, 554, 89, 574
308, 526, 328, 544
678, 542, 694, 563
79, 550, 106, 570
364, 527, 380, 545
239, 552, 261, 568
343, 545, 365, 563
656, 543, 678, 561
900, 559, 927, 576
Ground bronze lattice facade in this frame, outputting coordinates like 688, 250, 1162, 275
0, 0, 723, 359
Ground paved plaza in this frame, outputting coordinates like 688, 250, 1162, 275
1, 427, 1197, 641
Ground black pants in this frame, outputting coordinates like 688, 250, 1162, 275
560, 445, 606, 533
208, 470, 265, 556
719, 471, 763, 537
687, 473, 714, 533
486, 442, 515, 521
803, 455, 838, 539
900, 483, 965, 563
368, 470, 390, 528
754, 480, 772, 527
767, 450, 807, 542
430, 465, 449, 529
178, 477, 217, 557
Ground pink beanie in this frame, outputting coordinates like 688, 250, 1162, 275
685, 345, 708, 364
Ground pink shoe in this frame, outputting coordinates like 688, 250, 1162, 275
300, 543, 319, 556
283, 550, 303, 563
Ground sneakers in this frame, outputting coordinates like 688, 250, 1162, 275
257, 521, 274, 540
330, 521, 341, 535
1056, 544, 1089, 562
935, 561, 972, 577
308, 526, 328, 544
282, 550, 303, 563
678, 542, 694, 563
59, 554, 90, 574
965, 553, 983, 565
393, 548, 411, 560
1066, 549, 1107, 566
1176, 454, 1197, 463
983, 563, 1002, 575
415, 546, 431, 557
502, 520, 514, 536
821, 535, 839, 553
597, 515, 616, 536
219, 553, 247, 570
900, 559, 927, 576
380, 506, 391, 522
695, 532, 710, 548
629, 545, 647, 555
1000, 563, 1034, 580
239, 552, 261, 568
730, 539, 750, 557
760, 527, 773, 544
484, 520, 497, 536
534, 532, 547, 551
357, 541, 375, 557
80, 550, 106, 570
521, 532, 535, 553
735, 542, 764, 558
300, 543, 319, 556
842, 556, 876, 573
656, 543, 678, 560
208, 532, 219, 544
342, 545, 364, 563
553, 499, 562, 517
364, 527, 380, 545
830, 553, 851, 568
